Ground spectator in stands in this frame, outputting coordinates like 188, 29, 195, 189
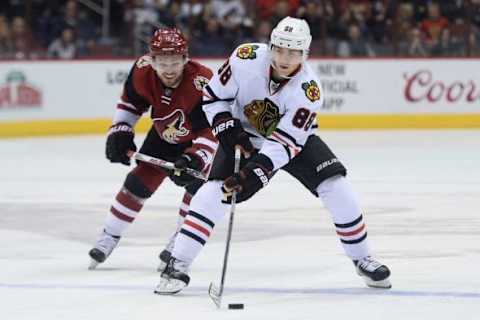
190, 18, 228, 56
210, 0, 250, 48
471, 0, 480, 28
0, 0, 476, 59
157, 1, 182, 28
10, 16, 38, 59
269, 0, 292, 27
35, 7, 56, 48
46, 0, 97, 56
337, 23, 375, 57
75, 9, 97, 56
467, 26, 480, 56
255, 0, 300, 20
430, 27, 462, 57
367, 0, 392, 44
440, 0, 466, 21
0, 15, 13, 59
252, 20, 272, 44
296, 1, 335, 55
47, 27, 76, 59
420, 2, 449, 46
178, 0, 205, 30
330, 4, 355, 40
395, 2, 415, 38
297, 1, 324, 39
401, 27, 428, 57
412, 0, 429, 22
210, 0, 246, 27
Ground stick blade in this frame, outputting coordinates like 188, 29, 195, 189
208, 282, 222, 308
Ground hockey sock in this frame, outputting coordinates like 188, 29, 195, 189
172, 181, 228, 264
164, 191, 194, 252
104, 164, 167, 236
316, 175, 370, 260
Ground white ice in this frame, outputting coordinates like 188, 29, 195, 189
1, 130, 479, 320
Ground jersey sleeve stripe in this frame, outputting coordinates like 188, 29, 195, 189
117, 103, 143, 116
275, 128, 303, 148
193, 137, 218, 150
270, 132, 301, 156
267, 138, 292, 160
202, 85, 235, 105
193, 143, 216, 155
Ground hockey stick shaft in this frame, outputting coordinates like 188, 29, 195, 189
209, 146, 242, 308
127, 151, 206, 180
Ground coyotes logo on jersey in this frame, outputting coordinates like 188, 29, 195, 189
193, 75, 209, 91
153, 109, 190, 144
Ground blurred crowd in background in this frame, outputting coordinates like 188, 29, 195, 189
1, 0, 479, 60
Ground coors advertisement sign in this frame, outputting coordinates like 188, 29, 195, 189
312, 59, 480, 114
403, 69, 479, 104
0, 71, 42, 109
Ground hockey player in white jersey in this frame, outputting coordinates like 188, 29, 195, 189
154, 17, 391, 294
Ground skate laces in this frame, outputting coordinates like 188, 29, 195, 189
357, 256, 382, 271
96, 231, 120, 255
168, 258, 189, 274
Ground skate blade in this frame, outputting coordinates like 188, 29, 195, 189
88, 259, 100, 270
154, 278, 187, 295
363, 277, 392, 289
208, 282, 221, 308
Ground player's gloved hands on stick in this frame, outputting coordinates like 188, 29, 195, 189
106, 122, 136, 166
212, 112, 254, 158
169, 153, 202, 187
222, 154, 274, 196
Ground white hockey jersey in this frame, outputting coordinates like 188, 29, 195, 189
203, 43, 324, 171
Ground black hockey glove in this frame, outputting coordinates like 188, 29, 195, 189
105, 122, 136, 166
212, 112, 254, 158
169, 153, 202, 187
222, 154, 274, 196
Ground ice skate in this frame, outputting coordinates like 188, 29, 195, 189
156, 249, 172, 272
88, 230, 121, 270
157, 229, 179, 272
154, 257, 190, 295
354, 256, 391, 289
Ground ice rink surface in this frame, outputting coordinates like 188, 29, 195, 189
1, 130, 479, 320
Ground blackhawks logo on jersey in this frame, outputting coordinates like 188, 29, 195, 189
193, 75, 209, 91
236, 44, 259, 60
244, 98, 281, 137
302, 80, 321, 102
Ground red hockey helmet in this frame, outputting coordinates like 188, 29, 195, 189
149, 28, 188, 56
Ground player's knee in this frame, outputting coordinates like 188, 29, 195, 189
316, 174, 356, 200
124, 172, 154, 199
185, 178, 204, 196
189, 181, 227, 222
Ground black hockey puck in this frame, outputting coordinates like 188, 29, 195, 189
228, 303, 244, 310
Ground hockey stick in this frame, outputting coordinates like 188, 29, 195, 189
208, 146, 242, 309
127, 151, 207, 181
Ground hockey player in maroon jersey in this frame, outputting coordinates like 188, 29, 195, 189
88, 28, 217, 270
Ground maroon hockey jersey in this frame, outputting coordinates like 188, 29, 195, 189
116, 56, 217, 172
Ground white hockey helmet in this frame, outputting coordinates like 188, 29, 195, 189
270, 16, 312, 58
